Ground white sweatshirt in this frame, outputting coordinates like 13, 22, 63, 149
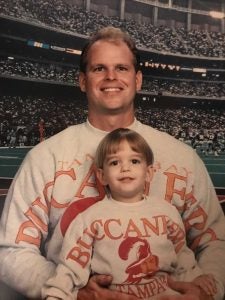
0, 119, 225, 299
42, 196, 203, 300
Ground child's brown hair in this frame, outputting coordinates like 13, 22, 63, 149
95, 128, 154, 169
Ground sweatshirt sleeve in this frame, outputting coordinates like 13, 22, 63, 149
167, 202, 224, 300
183, 151, 225, 299
42, 214, 92, 300
0, 150, 56, 298
165, 204, 202, 280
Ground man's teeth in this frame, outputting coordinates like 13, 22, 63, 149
103, 88, 120, 92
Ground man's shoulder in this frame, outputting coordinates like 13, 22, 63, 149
136, 121, 193, 151
28, 123, 87, 156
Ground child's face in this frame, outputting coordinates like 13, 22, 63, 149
97, 140, 153, 203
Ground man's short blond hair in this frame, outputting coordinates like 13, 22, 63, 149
80, 26, 140, 73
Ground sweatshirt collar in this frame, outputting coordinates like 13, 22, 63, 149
85, 118, 139, 134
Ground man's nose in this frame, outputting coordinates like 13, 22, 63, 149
105, 68, 116, 80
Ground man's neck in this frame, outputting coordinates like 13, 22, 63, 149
88, 113, 135, 132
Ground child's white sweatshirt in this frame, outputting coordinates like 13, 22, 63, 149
42, 196, 203, 299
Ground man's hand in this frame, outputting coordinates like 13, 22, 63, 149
193, 274, 217, 296
77, 274, 138, 300
158, 277, 214, 300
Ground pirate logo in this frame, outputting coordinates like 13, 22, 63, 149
118, 237, 159, 284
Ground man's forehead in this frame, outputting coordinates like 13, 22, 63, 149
88, 54, 133, 69
88, 40, 132, 56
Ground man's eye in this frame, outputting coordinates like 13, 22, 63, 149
117, 66, 128, 71
94, 66, 104, 72
132, 159, 140, 164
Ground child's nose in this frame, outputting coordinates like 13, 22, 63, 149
121, 162, 130, 172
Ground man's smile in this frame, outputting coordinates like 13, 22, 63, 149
101, 87, 122, 92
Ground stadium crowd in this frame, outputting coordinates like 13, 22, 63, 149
1, 1, 225, 155
136, 105, 225, 156
0, 95, 225, 156
0, 58, 79, 84
0, 0, 225, 57
1, 57, 225, 99
142, 77, 225, 99
0, 95, 87, 147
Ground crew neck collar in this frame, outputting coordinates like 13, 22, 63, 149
85, 118, 139, 134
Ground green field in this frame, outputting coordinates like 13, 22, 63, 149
1, 146, 225, 189
0, 147, 224, 215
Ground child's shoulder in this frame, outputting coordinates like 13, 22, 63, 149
147, 196, 180, 215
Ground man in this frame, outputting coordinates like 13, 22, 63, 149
0, 26, 225, 300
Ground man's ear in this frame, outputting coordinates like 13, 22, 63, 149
96, 168, 107, 186
146, 165, 154, 183
79, 72, 86, 92
136, 70, 143, 92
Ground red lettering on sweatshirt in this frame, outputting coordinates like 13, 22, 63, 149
182, 186, 217, 250
190, 228, 217, 250
68, 215, 184, 268
75, 164, 105, 199
77, 236, 93, 250
32, 197, 48, 213
164, 171, 187, 203
43, 164, 104, 209
90, 220, 105, 240
114, 274, 168, 298
16, 220, 41, 246
67, 159, 82, 169
184, 205, 207, 232
167, 219, 185, 253
184, 189, 197, 210
25, 208, 48, 232
141, 216, 167, 237
87, 216, 182, 241
67, 246, 90, 268
124, 219, 143, 238
16, 197, 48, 245
104, 219, 123, 239
49, 169, 76, 208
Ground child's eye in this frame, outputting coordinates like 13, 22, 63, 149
131, 159, 141, 164
109, 160, 118, 166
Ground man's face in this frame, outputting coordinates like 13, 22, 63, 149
79, 40, 142, 116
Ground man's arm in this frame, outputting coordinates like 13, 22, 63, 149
158, 278, 214, 300
184, 152, 225, 299
77, 275, 214, 300
0, 246, 55, 298
0, 152, 55, 298
77, 275, 138, 300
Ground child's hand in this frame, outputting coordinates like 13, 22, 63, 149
193, 274, 217, 296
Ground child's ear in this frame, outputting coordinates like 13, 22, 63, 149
146, 165, 154, 183
96, 168, 107, 186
